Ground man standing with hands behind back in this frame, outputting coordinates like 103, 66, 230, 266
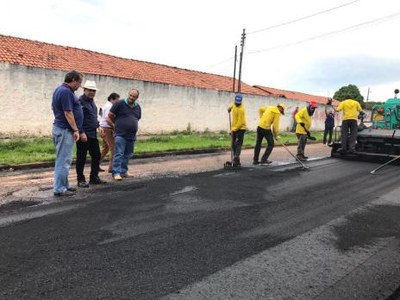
76, 80, 107, 187
108, 88, 142, 181
336, 97, 362, 154
51, 70, 83, 197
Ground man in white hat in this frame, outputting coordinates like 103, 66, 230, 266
75, 80, 107, 187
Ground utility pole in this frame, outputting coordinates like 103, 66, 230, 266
237, 29, 246, 93
366, 87, 370, 103
232, 45, 237, 93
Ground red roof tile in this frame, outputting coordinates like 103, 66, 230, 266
254, 85, 339, 106
0, 34, 267, 97
0, 34, 336, 105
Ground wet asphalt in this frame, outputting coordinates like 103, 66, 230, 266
0, 157, 400, 299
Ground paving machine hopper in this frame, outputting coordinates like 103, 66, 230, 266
331, 89, 400, 160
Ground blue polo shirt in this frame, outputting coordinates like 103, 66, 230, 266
110, 99, 142, 141
52, 83, 83, 131
79, 94, 100, 138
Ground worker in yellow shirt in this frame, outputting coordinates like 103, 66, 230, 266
227, 93, 247, 166
253, 103, 286, 165
295, 101, 318, 161
336, 98, 362, 154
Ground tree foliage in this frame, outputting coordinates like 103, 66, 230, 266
364, 101, 384, 110
333, 84, 364, 104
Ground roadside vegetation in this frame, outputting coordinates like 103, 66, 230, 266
0, 131, 323, 165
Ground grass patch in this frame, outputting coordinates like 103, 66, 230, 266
0, 131, 323, 165
0, 138, 56, 165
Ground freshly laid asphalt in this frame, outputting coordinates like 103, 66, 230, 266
0, 143, 331, 209
0, 144, 400, 299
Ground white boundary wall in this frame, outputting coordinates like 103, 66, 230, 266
0, 63, 329, 137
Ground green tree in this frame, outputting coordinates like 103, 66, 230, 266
333, 84, 364, 104
364, 101, 384, 110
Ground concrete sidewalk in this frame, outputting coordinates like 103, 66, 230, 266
0, 143, 331, 210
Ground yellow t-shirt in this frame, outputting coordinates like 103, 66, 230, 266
295, 107, 312, 134
228, 103, 247, 131
336, 99, 362, 120
258, 106, 281, 137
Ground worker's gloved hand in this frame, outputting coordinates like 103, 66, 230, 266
307, 132, 317, 141
275, 135, 281, 141
299, 122, 305, 127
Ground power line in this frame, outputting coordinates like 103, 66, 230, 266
247, 11, 400, 55
206, 11, 397, 71
248, 0, 361, 35
208, 0, 363, 70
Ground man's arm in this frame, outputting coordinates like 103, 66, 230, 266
64, 111, 80, 141
107, 112, 115, 129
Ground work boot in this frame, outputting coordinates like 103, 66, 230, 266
296, 154, 307, 161
233, 158, 241, 167
260, 160, 272, 165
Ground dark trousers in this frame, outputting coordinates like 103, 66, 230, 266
76, 137, 101, 182
296, 133, 308, 156
253, 126, 274, 162
231, 130, 245, 163
341, 119, 358, 152
291, 120, 297, 132
323, 127, 333, 144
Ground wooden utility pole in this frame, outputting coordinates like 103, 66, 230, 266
232, 45, 237, 93
237, 29, 246, 93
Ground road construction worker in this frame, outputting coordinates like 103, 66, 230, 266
253, 103, 286, 165
336, 98, 362, 154
295, 101, 318, 161
227, 93, 247, 167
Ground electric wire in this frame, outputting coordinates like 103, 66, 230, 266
247, 11, 400, 55
248, 0, 361, 35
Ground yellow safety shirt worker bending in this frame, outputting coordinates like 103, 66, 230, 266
258, 106, 281, 137
295, 107, 312, 135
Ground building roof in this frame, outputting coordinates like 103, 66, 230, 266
0, 34, 336, 105
254, 85, 339, 106
0, 34, 267, 96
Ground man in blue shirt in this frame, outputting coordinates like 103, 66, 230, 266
52, 70, 83, 197
107, 88, 142, 181
75, 80, 107, 187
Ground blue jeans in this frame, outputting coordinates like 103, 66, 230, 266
52, 126, 74, 193
113, 136, 135, 175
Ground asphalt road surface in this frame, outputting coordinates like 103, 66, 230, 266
1, 157, 400, 299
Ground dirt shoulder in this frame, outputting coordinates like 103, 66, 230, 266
0, 144, 331, 211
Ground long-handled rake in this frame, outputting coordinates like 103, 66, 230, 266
278, 140, 310, 170
370, 154, 400, 174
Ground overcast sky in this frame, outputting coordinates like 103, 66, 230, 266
1, 0, 400, 102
